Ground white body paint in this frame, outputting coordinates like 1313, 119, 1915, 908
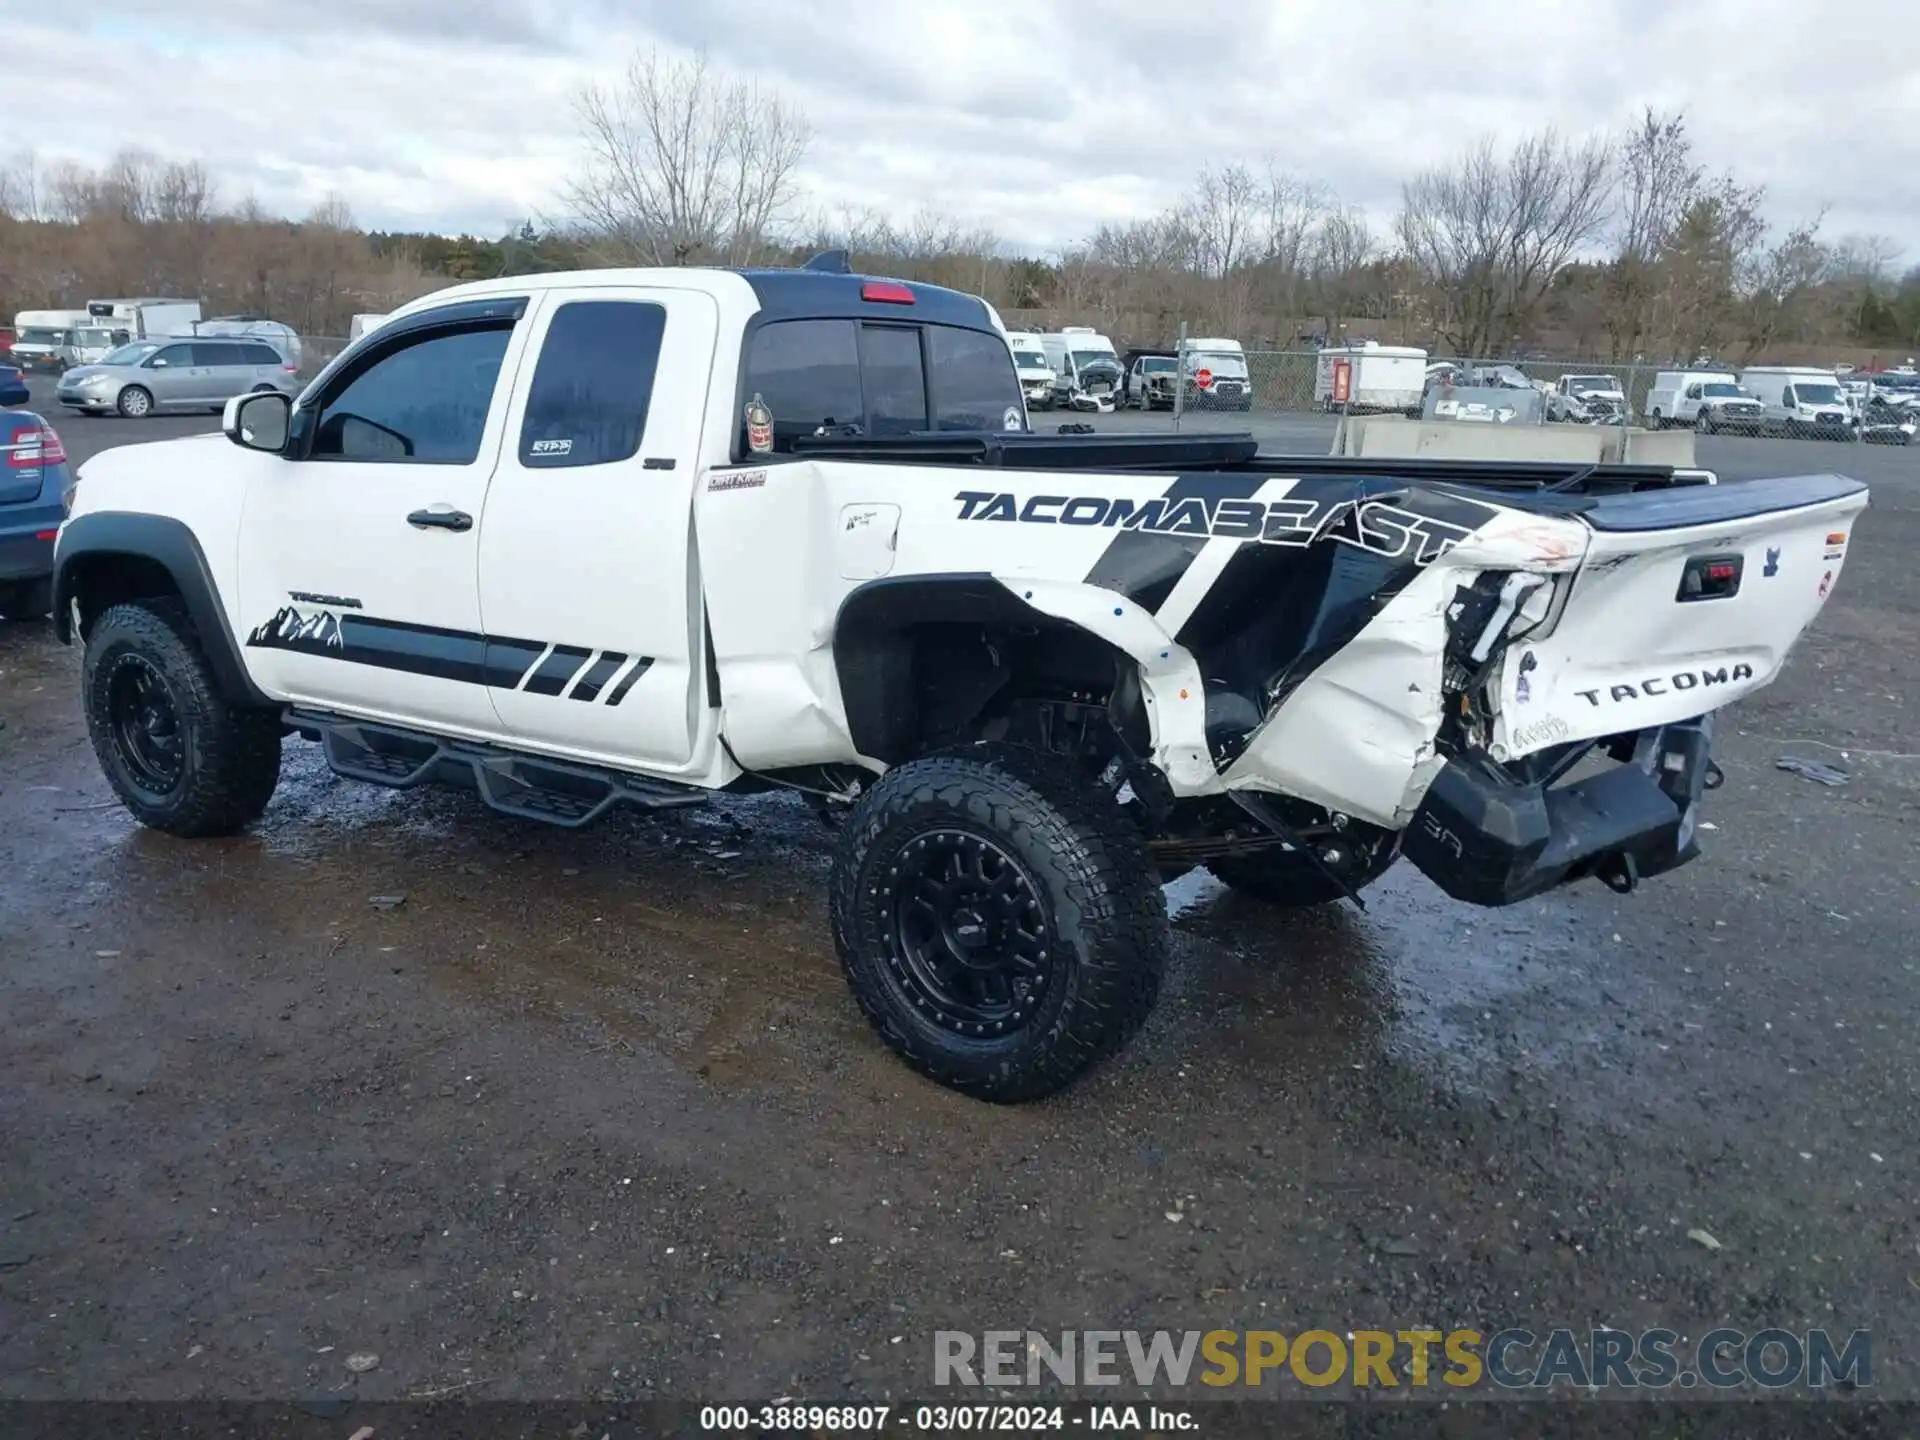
64, 266, 1871, 839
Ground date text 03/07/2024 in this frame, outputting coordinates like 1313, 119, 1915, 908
698, 1404, 1190, 1432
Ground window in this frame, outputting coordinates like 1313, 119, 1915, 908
858, 324, 926, 436
193, 342, 244, 367
148, 344, 192, 368
241, 342, 284, 366
310, 324, 512, 464
518, 300, 666, 469
928, 325, 1024, 431
740, 319, 862, 452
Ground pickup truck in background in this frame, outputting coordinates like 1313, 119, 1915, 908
1546, 372, 1631, 424
52, 260, 1870, 1103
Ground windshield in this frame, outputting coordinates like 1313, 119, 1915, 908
75, 328, 116, 348
1702, 383, 1743, 398
1190, 350, 1248, 375
1793, 383, 1842, 405
1141, 357, 1176, 373
1566, 376, 1620, 394
14, 327, 68, 346
1011, 348, 1049, 371
102, 342, 161, 366
1071, 350, 1116, 370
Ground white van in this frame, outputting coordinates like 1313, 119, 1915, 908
1003, 330, 1058, 410
1040, 329, 1122, 411
1738, 366, 1856, 439
1645, 370, 1766, 433
1182, 336, 1253, 411
9, 309, 93, 373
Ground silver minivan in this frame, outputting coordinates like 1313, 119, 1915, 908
56, 338, 300, 418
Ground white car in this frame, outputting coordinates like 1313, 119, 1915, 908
52, 261, 1870, 1102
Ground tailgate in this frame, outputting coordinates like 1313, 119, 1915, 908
1492, 473, 1869, 758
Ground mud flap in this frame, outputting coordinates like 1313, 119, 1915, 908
1401, 718, 1714, 906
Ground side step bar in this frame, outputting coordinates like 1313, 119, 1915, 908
286, 708, 707, 828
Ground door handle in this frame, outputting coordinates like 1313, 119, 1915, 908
407, 506, 473, 532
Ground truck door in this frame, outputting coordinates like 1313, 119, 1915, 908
234, 296, 534, 737
476, 286, 719, 772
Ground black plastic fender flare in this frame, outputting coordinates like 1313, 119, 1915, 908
53, 510, 271, 707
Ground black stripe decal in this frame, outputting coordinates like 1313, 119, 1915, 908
604, 658, 654, 707
1081, 473, 1269, 614
523, 644, 593, 696
482, 637, 548, 688
246, 607, 655, 700
567, 651, 628, 702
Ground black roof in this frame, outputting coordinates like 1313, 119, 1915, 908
731, 258, 998, 332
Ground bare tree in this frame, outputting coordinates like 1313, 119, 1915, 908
1310, 206, 1375, 336
1250, 160, 1328, 318
1605, 108, 1703, 357
562, 47, 811, 267
0, 151, 47, 221
1397, 129, 1613, 356
1181, 163, 1261, 280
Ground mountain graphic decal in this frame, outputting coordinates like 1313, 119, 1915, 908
248, 605, 344, 652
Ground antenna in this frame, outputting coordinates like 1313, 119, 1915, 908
802, 249, 852, 274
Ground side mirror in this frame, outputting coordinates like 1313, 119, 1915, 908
149, 357, 169, 368
225, 391, 291, 454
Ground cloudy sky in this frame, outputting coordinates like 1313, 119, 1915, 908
12, 0, 1920, 256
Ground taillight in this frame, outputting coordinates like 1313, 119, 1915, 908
6, 425, 65, 467
860, 281, 915, 304
283, 363, 298, 372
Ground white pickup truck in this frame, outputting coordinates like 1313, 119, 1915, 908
52, 258, 1869, 1102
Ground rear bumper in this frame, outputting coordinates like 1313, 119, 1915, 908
1401, 718, 1715, 906
0, 522, 59, 582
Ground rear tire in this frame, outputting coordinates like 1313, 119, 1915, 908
0, 578, 52, 621
1208, 834, 1399, 908
82, 599, 283, 837
829, 744, 1169, 1103
116, 385, 153, 419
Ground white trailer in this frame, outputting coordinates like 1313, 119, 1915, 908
1315, 341, 1428, 414
86, 297, 203, 340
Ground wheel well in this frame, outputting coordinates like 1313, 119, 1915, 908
834, 578, 1148, 767
65, 551, 181, 636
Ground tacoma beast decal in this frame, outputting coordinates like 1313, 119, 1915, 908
954, 485, 1477, 562
246, 606, 653, 703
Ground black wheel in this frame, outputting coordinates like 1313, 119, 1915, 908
0, 578, 52, 620
829, 744, 1169, 1103
1208, 831, 1399, 908
83, 599, 283, 837
116, 385, 153, 418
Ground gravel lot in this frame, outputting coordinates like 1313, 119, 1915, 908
3, 377, 1917, 1409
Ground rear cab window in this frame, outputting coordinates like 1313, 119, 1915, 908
739, 314, 1023, 455
518, 299, 668, 468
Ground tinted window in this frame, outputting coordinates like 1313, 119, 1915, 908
149, 344, 191, 367
740, 318, 861, 452
241, 342, 284, 366
928, 326, 1025, 431
311, 324, 511, 464
858, 325, 926, 437
195, 342, 244, 367
519, 300, 666, 469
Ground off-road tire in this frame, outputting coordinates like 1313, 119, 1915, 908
117, 385, 153, 419
1208, 837, 1399, 908
829, 744, 1169, 1103
83, 599, 282, 837
0, 578, 52, 620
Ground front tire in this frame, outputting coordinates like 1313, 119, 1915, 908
83, 600, 283, 837
829, 745, 1169, 1103
117, 385, 153, 418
